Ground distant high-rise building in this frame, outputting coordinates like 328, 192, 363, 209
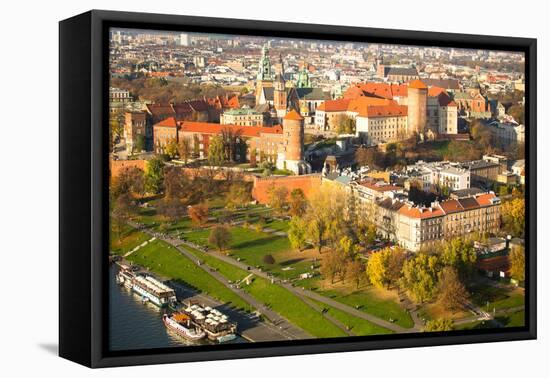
179, 33, 190, 46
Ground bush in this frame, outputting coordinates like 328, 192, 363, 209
263, 254, 276, 265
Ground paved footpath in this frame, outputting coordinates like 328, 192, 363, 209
130, 222, 311, 341
175, 242, 414, 333
130, 221, 417, 334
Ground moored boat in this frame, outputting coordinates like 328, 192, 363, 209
182, 303, 238, 342
116, 265, 177, 308
162, 313, 206, 341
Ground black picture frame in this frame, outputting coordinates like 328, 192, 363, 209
59, 9, 537, 368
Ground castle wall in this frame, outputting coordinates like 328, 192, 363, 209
251, 174, 322, 203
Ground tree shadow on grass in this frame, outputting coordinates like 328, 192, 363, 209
232, 236, 282, 251
279, 258, 305, 267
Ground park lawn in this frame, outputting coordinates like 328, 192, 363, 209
320, 287, 414, 329
418, 301, 472, 322
309, 299, 393, 336
182, 245, 346, 338
496, 310, 525, 328
470, 284, 525, 311
126, 239, 253, 312
184, 246, 249, 283
245, 277, 347, 338
264, 219, 290, 232
110, 223, 150, 255
185, 226, 292, 267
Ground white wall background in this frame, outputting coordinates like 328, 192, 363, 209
0, 0, 546, 375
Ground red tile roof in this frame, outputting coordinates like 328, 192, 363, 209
345, 82, 408, 100
348, 97, 395, 112
155, 117, 178, 128
428, 86, 447, 97
475, 193, 498, 206
408, 79, 428, 89
317, 99, 351, 112
358, 104, 408, 118
283, 109, 304, 121
146, 103, 176, 117
398, 205, 445, 219
439, 200, 463, 214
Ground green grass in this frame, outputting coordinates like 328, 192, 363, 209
496, 310, 525, 328
183, 245, 347, 338
110, 223, 150, 255
319, 288, 414, 329
470, 284, 525, 311
309, 299, 393, 336
126, 239, 253, 312
245, 277, 347, 338
185, 226, 292, 267
264, 219, 290, 232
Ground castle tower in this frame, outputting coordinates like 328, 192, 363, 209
277, 110, 311, 175
273, 73, 287, 118
255, 45, 274, 105
407, 79, 428, 136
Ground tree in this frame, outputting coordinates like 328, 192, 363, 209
288, 188, 307, 217
134, 134, 145, 153
263, 254, 276, 265
320, 251, 345, 284
111, 193, 135, 238
163, 167, 199, 204
470, 120, 493, 150
509, 244, 525, 282
507, 104, 525, 124
336, 115, 356, 135
177, 136, 192, 164
355, 146, 380, 169
157, 197, 187, 223
305, 186, 348, 253
144, 156, 164, 194
109, 113, 123, 141
188, 203, 209, 228
440, 238, 477, 279
288, 216, 308, 251
387, 247, 406, 288
366, 247, 404, 290
208, 225, 232, 252
267, 185, 288, 216
338, 235, 356, 257
501, 197, 525, 238
400, 253, 439, 303
366, 249, 390, 289
438, 267, 469, 313
226, 183, 250, 210
165, 138, 179, 159
346, 259, 365, 290
111, 167, 144, 199
425, 318, 454, 332
208, 135, 225, 166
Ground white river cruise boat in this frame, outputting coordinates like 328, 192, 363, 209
116, 266, 177, 308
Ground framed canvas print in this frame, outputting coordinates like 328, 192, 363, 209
59, 10, 536, 368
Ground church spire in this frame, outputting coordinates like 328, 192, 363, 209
257, 44, 273, 81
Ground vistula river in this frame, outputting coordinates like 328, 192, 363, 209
109, 264, 246, 351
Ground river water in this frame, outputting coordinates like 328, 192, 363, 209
109, 264, 245, 351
